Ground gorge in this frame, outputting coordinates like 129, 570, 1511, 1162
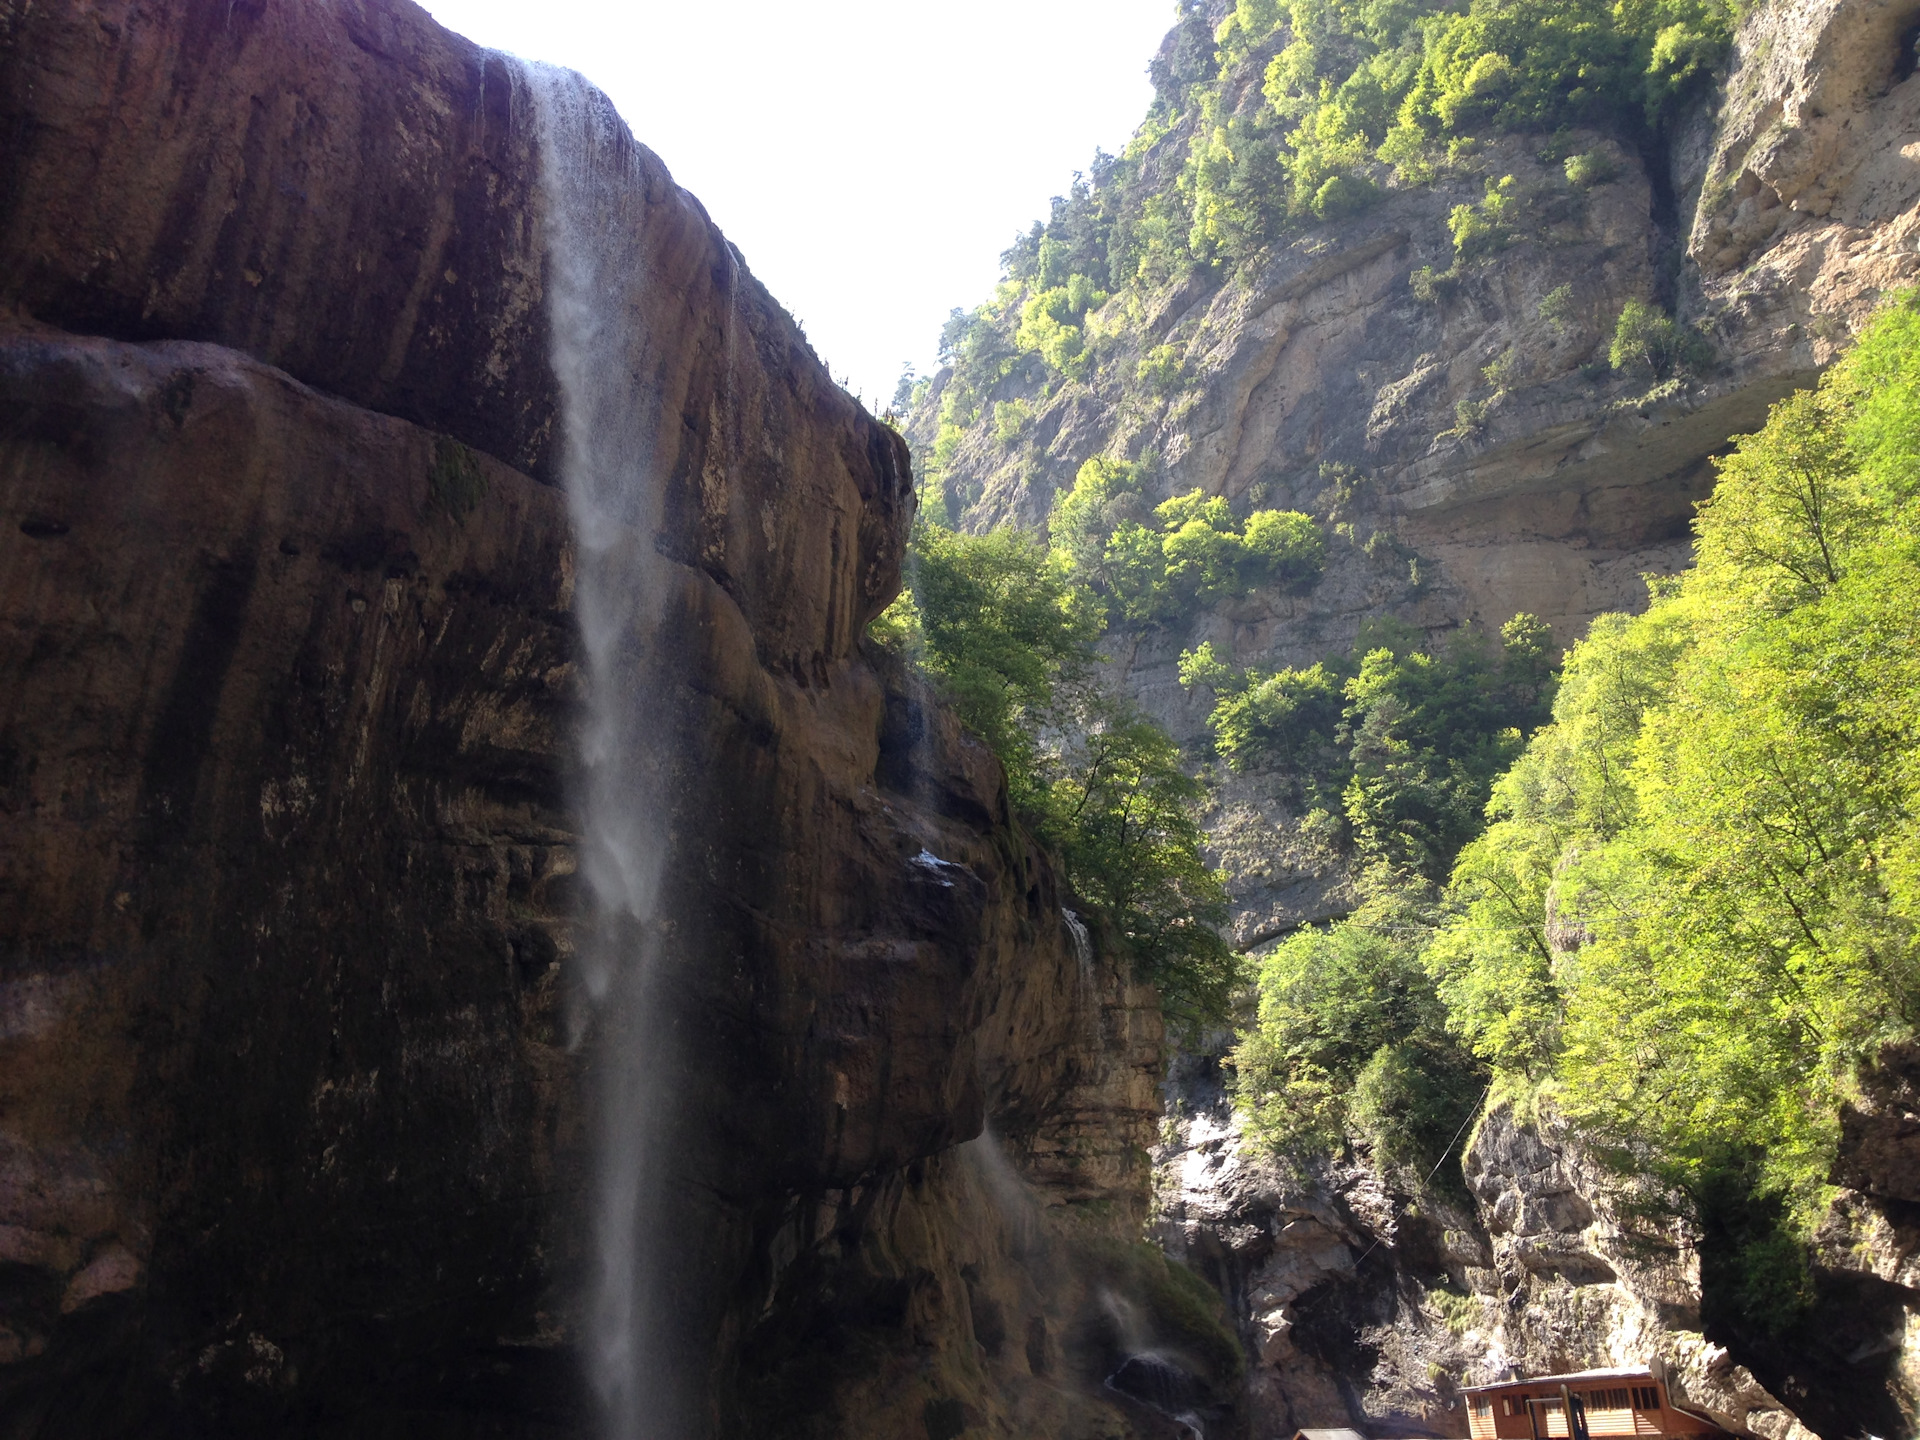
3, 0, 1920, 1437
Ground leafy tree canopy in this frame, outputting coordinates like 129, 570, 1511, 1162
1183, 613, 1556, 884
872, 520, 1239, 1030
1052, 461, 1327, 624
1428, 291, 1920, 1227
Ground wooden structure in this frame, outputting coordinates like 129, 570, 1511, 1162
1464, 1368, 1725, 1440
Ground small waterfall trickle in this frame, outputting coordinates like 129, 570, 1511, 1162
1061, 906, 1093, 979
961, 1125, 1044, 1259
521, 59, 689, 1440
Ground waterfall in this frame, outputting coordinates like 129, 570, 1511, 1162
962, 1125, 1043, 1259
522, 60, 689, 1440
1061, 907, 1093, 978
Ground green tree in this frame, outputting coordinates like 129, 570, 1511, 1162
883, 522, 1099, 812
1066, 486, 1326, 623
1041, 703, 1240, 1029
874, 519, 1240, 1027
1427, 291, 1920, 1224
1233, 888, 1485, 1179
1609, 298, 1713, 380
1185, 615, 1557, 881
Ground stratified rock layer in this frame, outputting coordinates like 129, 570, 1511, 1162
0, 0, 1177, 1435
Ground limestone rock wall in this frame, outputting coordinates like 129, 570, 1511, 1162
0, 0, 1177, 1434
1129, 0, 1920, 1414
1153, 1071, 1830, 1440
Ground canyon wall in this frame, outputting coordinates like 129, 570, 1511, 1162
916, 0, 1920, 945
0, 0, 1191, 1434
908, 0, 1920, 1431
1156, 1052, 1920, 1440
1134, 0, 1920, 1431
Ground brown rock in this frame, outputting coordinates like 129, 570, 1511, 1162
0, 1, 1174, 1435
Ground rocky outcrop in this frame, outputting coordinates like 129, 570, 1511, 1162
1153, 1056, 1476, 1437
1153, 1073, 1824, 1440
0, 0, 1184, 1435
1456, 1107, 1813, 1440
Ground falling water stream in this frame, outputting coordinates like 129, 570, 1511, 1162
522, 61, 690, 1440
520, 53, 1201, 1440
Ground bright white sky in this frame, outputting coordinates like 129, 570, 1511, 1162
419, 0, 1177, 408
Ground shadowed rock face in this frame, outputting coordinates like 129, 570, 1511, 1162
0, 0, 558, 479
0, 0, 1169, 1435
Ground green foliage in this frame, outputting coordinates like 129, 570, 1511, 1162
1695, 1162, 1817, 1338
873, 519, 1238, 1028
1049, 456, 1151, 581
1609, 298, 1714, 380
879, 523, 1099, 813
1052, 472, 1326, 624
1233, 888, 1485, 1179
1137, 344, 1187, 394
1016, 286, 1089, 378
1187, 615, 1557, 883
1449, 175, 1517, 261
1538, 283, 1576, 331
1563, 148, 1618, 186
1178, 0, 1734, 263
1037, 703, 1242, 1030
1186, 644, 1349, 794
1450, 396, 1489, 436
1222, 614, 1555, 1179
1397, 0, 1734, 148
429, 435, 487, 522
1410, 263, 1460, 303
993, 399, 1034, 445
1428, 291, 1920, 1225
915, 0, 1740, 511
1312, 171, 1380, 219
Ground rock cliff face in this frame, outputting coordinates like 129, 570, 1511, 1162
0, 0, 1186, 1435
905, 0, 1920, 1430
916, 0, 1920, 946
1154, 1061, 1920, 1440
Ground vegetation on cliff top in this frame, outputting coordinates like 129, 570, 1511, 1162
911, 0, 1735, 528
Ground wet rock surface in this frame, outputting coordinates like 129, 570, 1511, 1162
0, 0, 1177, 1435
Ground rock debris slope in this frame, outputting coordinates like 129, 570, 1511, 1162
0, 0, 1188, 1435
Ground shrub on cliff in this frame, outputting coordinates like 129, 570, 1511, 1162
1050, 464, 1326, 624
872, 520, 1239, 1028
1609, 297, 1714, 380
